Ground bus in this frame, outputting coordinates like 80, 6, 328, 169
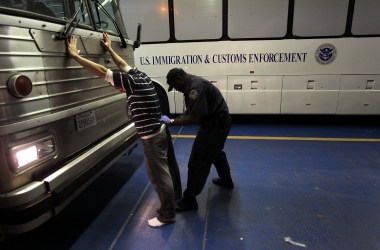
122, 0, 380, 115
0, 0, 144, 236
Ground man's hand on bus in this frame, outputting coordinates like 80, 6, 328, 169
100, 32, 129, 71
66, 35, 108, 79
66, 36, 80, 58
101, 32, 112, 51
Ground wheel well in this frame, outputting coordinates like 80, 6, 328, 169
153, 83, 170, 115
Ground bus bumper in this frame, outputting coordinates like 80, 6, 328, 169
0, 123, 139, 235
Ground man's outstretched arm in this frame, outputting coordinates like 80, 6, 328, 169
101, 33, 129, 71
66, 36, 108, 79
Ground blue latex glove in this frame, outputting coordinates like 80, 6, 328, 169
159, 115, 171, 125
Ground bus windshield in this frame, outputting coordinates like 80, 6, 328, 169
0, 0, 126, 36
90, 0, 124, 35
0, 0, 66, 19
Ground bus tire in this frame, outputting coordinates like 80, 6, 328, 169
155, 85, 170, 115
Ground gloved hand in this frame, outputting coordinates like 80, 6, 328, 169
159, 115, 172, 125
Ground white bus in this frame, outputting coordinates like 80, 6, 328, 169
0, 0, 143, 236
122, 0, 380, 115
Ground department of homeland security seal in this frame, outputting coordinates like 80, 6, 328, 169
315, 43, 337, 65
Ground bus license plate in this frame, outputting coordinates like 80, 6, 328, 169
76, 111, 97, 131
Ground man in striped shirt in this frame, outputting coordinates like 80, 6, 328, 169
66, 33, 182, 228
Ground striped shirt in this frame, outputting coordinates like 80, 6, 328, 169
105, 67, 162, 139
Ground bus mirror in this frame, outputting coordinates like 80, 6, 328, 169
134, 23, 142, 49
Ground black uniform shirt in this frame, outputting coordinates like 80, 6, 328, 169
184, 75, 229, 119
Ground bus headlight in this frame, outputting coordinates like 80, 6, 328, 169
9, 136, 57, 172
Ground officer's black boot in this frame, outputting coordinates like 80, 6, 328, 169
176, 195, 198, 212
212, 177, 234, 189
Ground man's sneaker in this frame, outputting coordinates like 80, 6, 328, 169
212, 177, 234, 189
148, 217, 175, 228
176, 198, 198, 212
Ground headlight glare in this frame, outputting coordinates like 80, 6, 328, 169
9, 136, 57, 172
16, 146, 38, 168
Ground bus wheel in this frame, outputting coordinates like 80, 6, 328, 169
155, 85, 170, 115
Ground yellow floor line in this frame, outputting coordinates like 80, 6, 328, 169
171, 134, 380, 142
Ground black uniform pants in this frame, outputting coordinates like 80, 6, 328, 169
183, 116, 232, 199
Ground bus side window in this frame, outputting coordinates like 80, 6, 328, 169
121, 0, 170, 43
174, 0, 223, 40
352, 0, 380, 35
228, 0, 289, 39
293, 0, 349, 37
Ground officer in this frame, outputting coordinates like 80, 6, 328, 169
160, 68, 234, 211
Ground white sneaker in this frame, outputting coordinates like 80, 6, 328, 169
148, 217, 175, 228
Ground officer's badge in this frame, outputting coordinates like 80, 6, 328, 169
189, 89, 199, 100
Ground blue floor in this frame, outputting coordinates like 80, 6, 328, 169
1, 116, 380, 250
